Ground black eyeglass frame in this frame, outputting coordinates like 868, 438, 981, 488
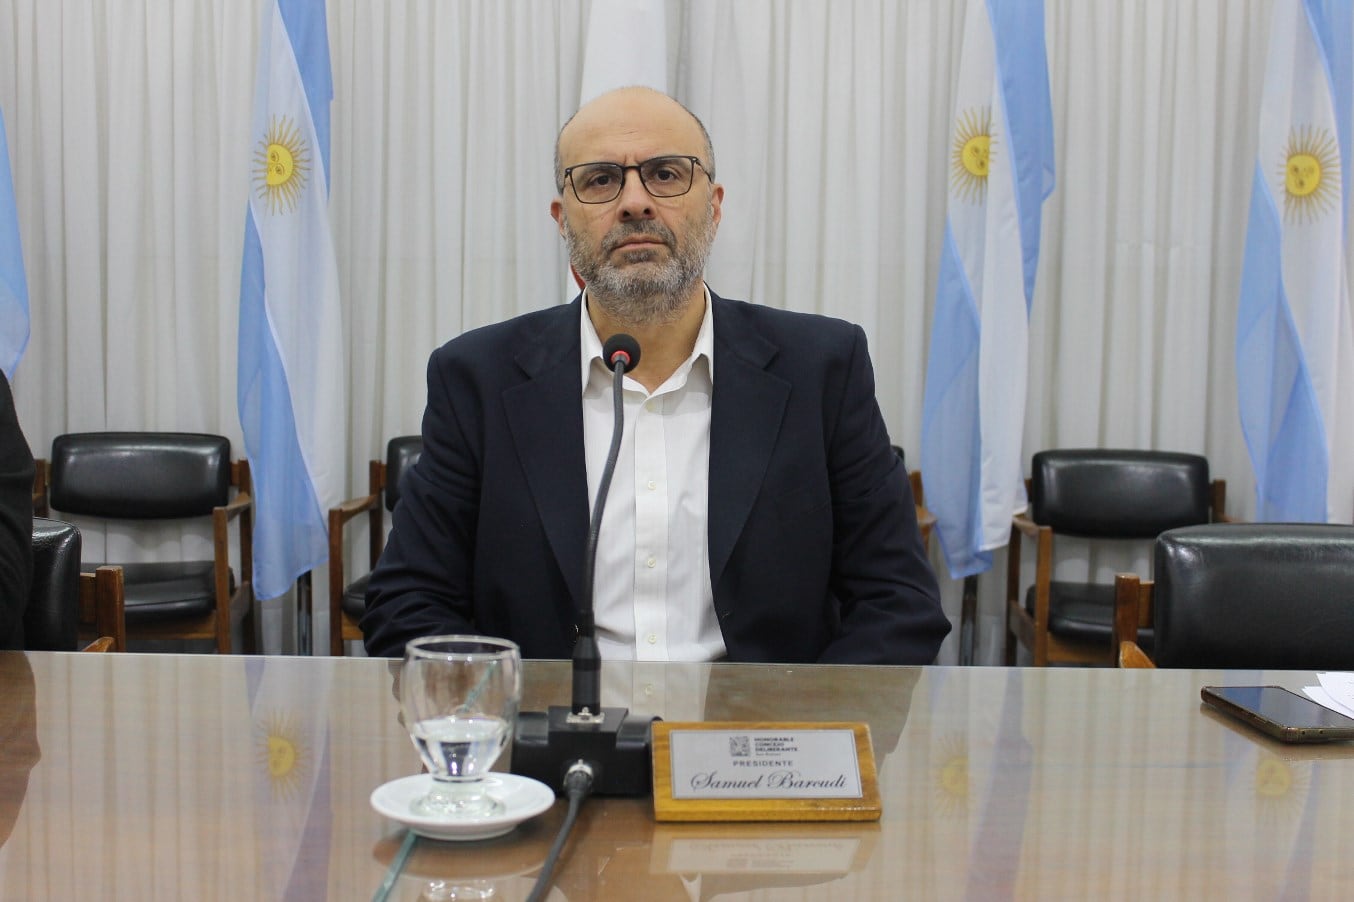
562, 155, 711, 204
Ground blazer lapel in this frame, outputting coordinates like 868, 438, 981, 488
708, 296, 789, 589
503, 302, 589, 613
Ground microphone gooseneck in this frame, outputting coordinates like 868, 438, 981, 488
573, 333, 642, 717
512, 333, 654, 807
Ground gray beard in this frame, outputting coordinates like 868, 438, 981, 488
563, 206, 715, 326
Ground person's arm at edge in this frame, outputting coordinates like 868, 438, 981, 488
817, 325, 949, 665
361, 347, 482, 657
0, 372, 34, 650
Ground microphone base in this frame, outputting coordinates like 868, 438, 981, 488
511, 705, 655, 797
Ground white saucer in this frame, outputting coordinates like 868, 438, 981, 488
370, 773, 556, 842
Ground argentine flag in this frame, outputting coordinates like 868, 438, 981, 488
246, 656, 333, 896
0, 108, 28, 381
921, 0, 1055, 579
238, 0, 345, 600
1237, 0, 1354, 524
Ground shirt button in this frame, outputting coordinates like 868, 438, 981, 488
646, 556, 657, 568
644, 684, 654, 696
646, 634, 657, 645
647, 480, 657, 491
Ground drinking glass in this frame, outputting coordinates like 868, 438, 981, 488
400, 635, 522, 818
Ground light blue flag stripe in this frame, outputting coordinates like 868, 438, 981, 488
990, 0, 1056, 305
239, 214, 330, 596
1236, 166, 1329, 521
0, 109, 29, 381
278, 0, 332, 182
1306, 0, 1352, 213
238, 0, 343, 600
921, 0, 1055, 579
923, 226, 989, 577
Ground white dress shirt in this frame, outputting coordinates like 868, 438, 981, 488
579, 290, 727, 662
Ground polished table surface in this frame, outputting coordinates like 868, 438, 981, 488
2, 652, 1353, 900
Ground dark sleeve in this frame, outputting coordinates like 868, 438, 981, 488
360, 348, 481, 657
0, 372, 34, 650
818, 325, 950, 665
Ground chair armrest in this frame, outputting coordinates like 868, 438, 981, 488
915, 504, 937, 536
1113, 572, 1154, 668
331, 492, 381, 527
1210, 479, 1236, 522
906, 469, 937, 553
217, 490, 252, 522
1118, 640, 1155, 669
211, 464, 256, 653
1011, 512, 1040, 539
79, 565, 126, 652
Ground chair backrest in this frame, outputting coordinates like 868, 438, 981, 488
27, 518, 82, 650
384, 436, 422, 512
1153, 523, 1354, 669
1030, 449, 1212, 538
50, 432, 231, 519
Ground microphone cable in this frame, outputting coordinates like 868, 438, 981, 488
525, 760, 596, 902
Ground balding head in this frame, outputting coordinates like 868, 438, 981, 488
554, 87, 715, 193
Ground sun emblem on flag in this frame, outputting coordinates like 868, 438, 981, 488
255, 708, 311, 799
931, 734, 969, 817
1252, 754, 1308, 824
253, 115, 311, 215
1279, 125, 1340, 224
951, 107, 995, 204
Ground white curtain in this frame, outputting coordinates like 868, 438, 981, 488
0, 0, 1281, 660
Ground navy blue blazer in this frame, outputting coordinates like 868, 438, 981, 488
362, 292, 949, 664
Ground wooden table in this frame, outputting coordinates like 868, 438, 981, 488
2, 652, 1352, 900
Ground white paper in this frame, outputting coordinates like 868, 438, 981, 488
1317, 672, 1354, 714
1302, 673, 1354, 718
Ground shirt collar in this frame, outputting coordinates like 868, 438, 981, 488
579, 285, 715, 393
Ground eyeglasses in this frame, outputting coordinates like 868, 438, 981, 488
562, 155, 710, 204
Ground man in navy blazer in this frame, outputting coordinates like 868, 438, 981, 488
362, 87, 948, 664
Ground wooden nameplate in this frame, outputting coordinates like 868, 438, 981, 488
651, 721, 880, 822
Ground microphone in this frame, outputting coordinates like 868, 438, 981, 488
571, 334, 641, 715
602, 333, 640, 372
512, 333, 655, 797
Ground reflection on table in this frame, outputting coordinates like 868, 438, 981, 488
0, 652, 1351, 900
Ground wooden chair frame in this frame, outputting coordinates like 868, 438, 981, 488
35, 457, 254, 654
1112, 572, 1156, 668
327, 458, 388, 656
79, 565, 127, 652
910, 470, 935, 552
1005, 477, 1227, 667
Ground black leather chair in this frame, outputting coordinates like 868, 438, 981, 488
1115, 523, 1354, 669
28, 518, 125, 652
327, 436, 422, 655
35, 432, 254, 653
1005, 449, 1228, 666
